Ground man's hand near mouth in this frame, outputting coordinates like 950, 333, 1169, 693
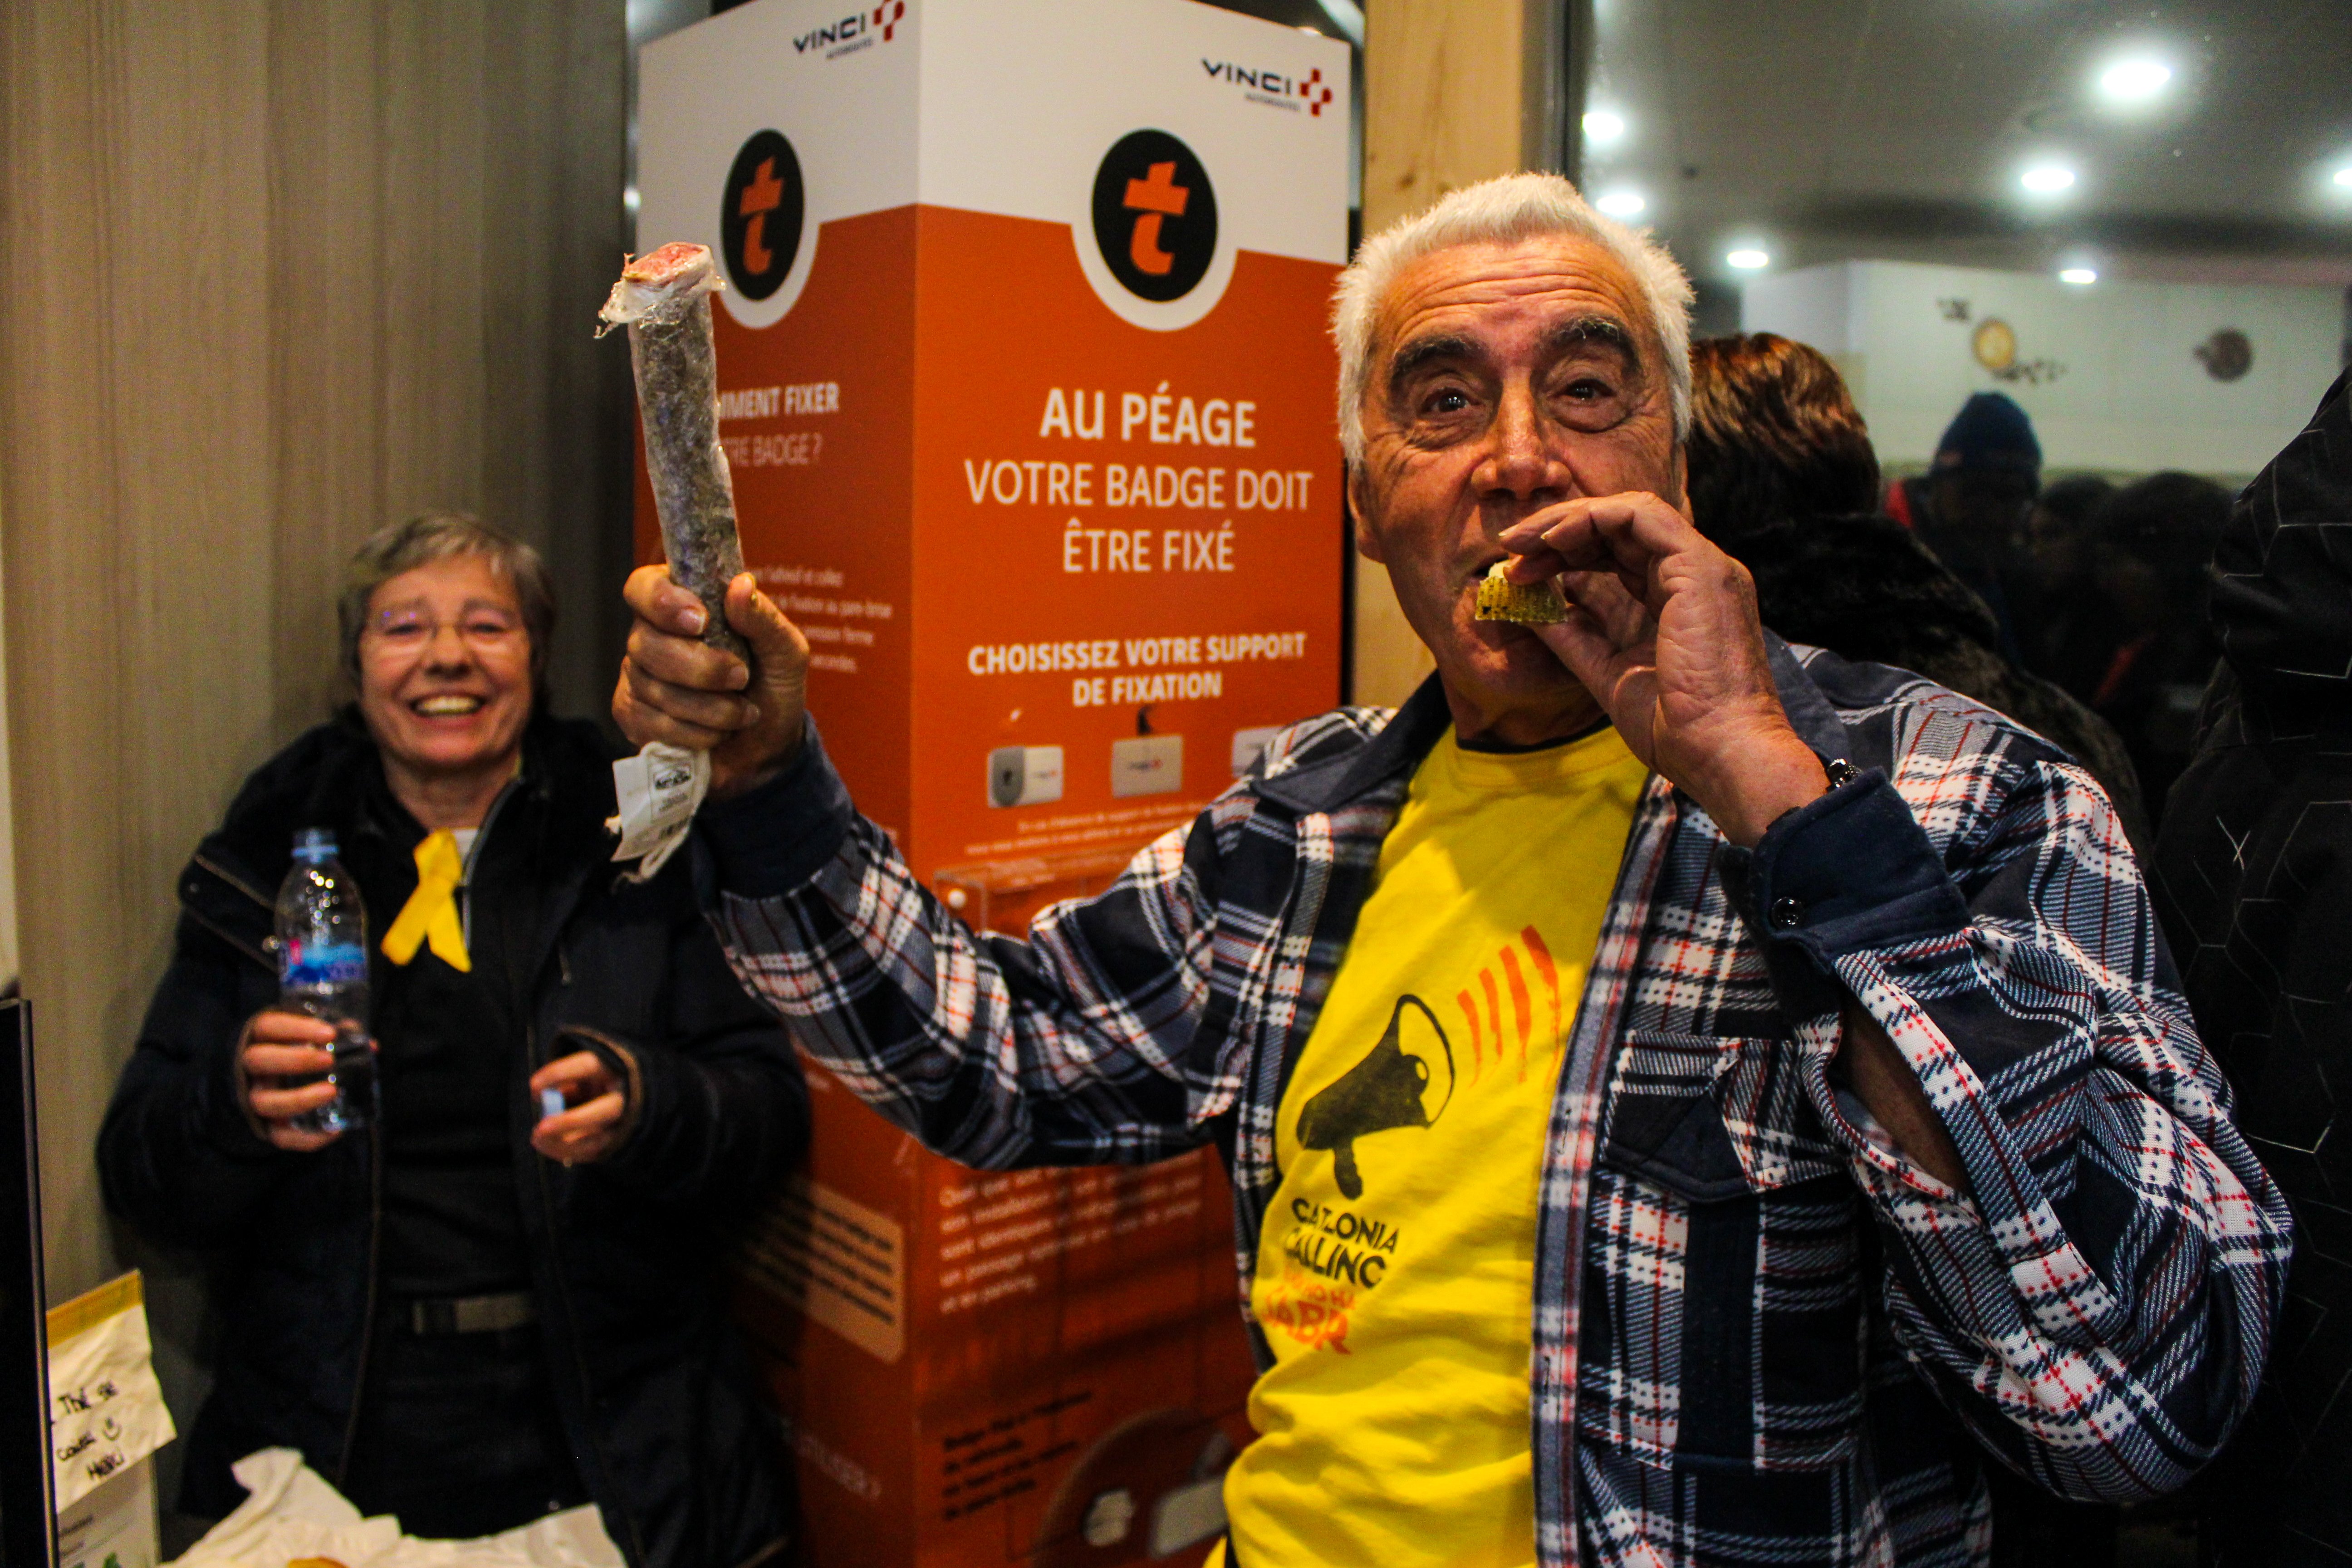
1498, 490, 1828, 847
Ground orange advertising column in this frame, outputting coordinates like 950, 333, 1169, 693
637, 4, 1349, 1563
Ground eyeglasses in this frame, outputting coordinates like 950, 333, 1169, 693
363, 604, 525, 655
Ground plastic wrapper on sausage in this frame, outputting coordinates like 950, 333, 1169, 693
597, 242, 750, 662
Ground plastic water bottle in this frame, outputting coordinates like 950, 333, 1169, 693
276, 828, 375, 1134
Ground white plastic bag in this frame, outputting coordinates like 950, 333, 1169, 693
168, 1448, 626, 1568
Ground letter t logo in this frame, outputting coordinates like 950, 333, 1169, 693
739, 157, 786, 275
1122, 161, 1190, 277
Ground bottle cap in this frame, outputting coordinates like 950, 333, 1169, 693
293, 827, 337, 861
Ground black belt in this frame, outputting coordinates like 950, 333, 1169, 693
402, 1291, 538, 1336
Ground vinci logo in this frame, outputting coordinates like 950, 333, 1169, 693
719, 130, 805, 302
1202, 59, 1337, 117
793, 1, 903, 56
1088, 130, 1218, 304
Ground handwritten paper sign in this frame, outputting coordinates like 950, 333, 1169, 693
47, 1271, 176, 1511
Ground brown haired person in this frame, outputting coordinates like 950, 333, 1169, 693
99, 515, 804, 1565
1683, 333, 2150, 847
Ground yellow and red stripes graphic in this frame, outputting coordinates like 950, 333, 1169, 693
1456, 925, 1564, 1084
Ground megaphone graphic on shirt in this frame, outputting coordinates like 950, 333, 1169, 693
1296, 994, 1456, 1200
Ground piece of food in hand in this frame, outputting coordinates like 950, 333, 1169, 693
1474, 561, 1570, 624
597, 241, 749, 661
288, 1558, 351, 1568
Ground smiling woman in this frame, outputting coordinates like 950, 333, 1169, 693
97, 511, 808, 1557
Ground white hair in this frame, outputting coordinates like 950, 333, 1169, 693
1331, 172, 1695, 464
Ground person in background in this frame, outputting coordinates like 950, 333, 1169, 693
2082, 472, 2232, 815
1684, 333, 2148, 848
615, 174, 2287, 1568
2013, 474, 2119, 699
100, 515, 804, 1567
2150, 370, 2352, 1565
1886, 390, 2041, 662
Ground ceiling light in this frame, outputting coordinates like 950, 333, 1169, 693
1726, 248, 1770, 270
2059, 267, 2097, 285
1595, 188, 1646, 218
1582, 110, 1627, 147
2336, 165, 2352, 188
2097, 58, 2172, 103
2019, 163, 2077, 195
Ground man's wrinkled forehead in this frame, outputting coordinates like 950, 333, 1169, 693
1371, 235, 1657, 380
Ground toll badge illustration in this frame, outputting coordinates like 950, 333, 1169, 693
1296, 995, 1456, 1200
720, 129, 805, 301
1090, 129, 1218, 303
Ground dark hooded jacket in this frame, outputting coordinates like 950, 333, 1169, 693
2150, 368, 2351, 1564
98, 709, 804, 1568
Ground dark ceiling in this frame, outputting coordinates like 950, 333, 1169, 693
1581, 0, 2352, 303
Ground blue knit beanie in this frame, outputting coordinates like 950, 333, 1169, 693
1933, 392, 2041, 480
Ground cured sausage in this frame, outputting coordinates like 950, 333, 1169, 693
598, 242, 749, 660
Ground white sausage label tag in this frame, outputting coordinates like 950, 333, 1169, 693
608, 743, 710, 880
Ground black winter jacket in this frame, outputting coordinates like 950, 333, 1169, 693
2151, 369, 2352, 1564
98, 710, 805, 1568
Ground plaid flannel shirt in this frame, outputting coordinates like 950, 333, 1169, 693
700, 639, 2289, 1568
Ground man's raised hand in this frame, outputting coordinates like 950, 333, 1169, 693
614, 568, 811, 798
1497, 493, 1828, 845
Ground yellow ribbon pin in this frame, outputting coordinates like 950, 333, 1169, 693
382, 829, 471, 972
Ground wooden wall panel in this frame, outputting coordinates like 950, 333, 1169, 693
0, 522, 17, 996
0, 0, 281, 1302
0, 0, 629, 1318
482, 0, 634, 711
269, 0, 391, 737
380, 2, 491, 529
1351, 0, 1567, 709
1364, 0, 1529, 230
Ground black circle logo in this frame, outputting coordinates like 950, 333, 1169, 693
720, 130, 804, 301
1090, 130, 1217, 303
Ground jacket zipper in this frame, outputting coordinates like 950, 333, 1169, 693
457, 775, 524, 951
191, 849, 275, 911
528, 1014, 651, 1567
187, 853, 276, 968
335, 1121, 385, 1488
461, 782, 649, 1562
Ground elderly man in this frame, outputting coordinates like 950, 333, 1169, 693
616, 176, 2287, 1567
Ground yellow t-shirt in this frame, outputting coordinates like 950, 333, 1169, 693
1216, 722, 1646, 1568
